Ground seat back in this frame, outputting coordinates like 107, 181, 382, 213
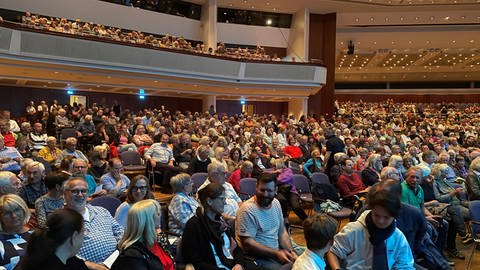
239, 178, 257, 200
191, 172, 208, 193
60, 128, 77, 140
90, 196, 122, 217
311, 172, 330, 185
293, 174, 311, 194
120, 151, 142, 166
278, 262, 293, 270
470, 200, 480, 236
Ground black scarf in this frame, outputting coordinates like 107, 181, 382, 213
365, 212, 396, 270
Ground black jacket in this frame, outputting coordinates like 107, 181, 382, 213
182, 209, 253, 270
111, 241, 164, 270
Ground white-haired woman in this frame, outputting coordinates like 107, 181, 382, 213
168, 173, 199, 235
111, 199, 174, 270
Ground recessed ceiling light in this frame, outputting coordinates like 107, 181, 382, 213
54, 71, 59, 74
445, 16, 450, 20
266, 19, 272, 25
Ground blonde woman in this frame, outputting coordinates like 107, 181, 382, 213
0, 194, 33, 270
112, 199, 174, 270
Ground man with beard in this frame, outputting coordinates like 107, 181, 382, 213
71, 158, 106, 198
236, 173, 297, 270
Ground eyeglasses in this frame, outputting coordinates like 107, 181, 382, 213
68, 189, 89, 195
131, 186, 148, 192
74, 166, 86, 169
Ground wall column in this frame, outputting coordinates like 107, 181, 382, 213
308, 13, 336, 118
202, 95, 216, 113
287, 8, 309, 62
288, 97, 308, 119
201, 0, 218, 51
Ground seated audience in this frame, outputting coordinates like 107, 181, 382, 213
28, 122, 48, 151
111, 199, 174, 270
38, 136, 62, 165
19, 161, 48, 208
0, 135, 22, 173
337, 158, 368, 197
168, 173, 199, 235
87, 150, 109, 183
466, 156, 480, 200
228, 160, 253, 193
302, 148, 323, 179
0, 171, 22, 196
187, 145, 211, 174
100, 158, 130, 198
198, 162, 241, 219
236, 173, 297, 270
274, 159, 308, 222
292, 214, 337, 270
361, 153, 382, 186
0, 118, 17, 147
115, 175, 154, 227
183, 183, 263, 270
63, 177, 123, 266
55, 137, 89, 166
144, 133, 182, 190
17, 208, 88, 270
71, 159, 102, 197
327, 187, 414, 269
0, 194, 33, 270
35, 171, 69, 229
227, 147, 243, 172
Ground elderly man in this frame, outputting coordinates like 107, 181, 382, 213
64, 177, 123, 269
0, 135, 22, 173
0, 118, 17, 147
0, 171, 22, 195
187, 144, 211, 174
1, 110, 20, 133
144, 133, 183, 190
71, 158, 103, 197
29, 122, 48, 151
76, 114, 95, 151
38, 136, 62, 164
18, 161, 48, 208
236, 173, 297, 269
100, 158, 130, 198
198, 162, 242, 219
55, 137, 88, 166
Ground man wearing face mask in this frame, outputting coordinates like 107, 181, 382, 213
236, 173, 297, 270
144, 133, 183, 192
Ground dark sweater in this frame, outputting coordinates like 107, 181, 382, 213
188, 157, 211, 174
111, 241, 164, 270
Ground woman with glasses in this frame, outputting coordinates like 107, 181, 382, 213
115, 175, 154, 227
0, 194, 33, 270
17, 208, 88, 270
168, 173, 199, 235
182, 183, 264, 270
111, 199, 174, 270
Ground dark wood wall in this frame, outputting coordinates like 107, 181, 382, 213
216, 100, 288, 117
308, 13, 336, 118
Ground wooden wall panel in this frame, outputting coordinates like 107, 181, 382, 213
308, 13, 336, 118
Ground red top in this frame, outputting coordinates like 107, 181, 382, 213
228, 168, 251, 193
284, 145, 303, 159
2, 132, 15, 147
150, 242, 174, 270
337, 173, 366, 197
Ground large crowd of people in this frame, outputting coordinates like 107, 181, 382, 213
12, 12, 276, 61
0, 98, 479, 269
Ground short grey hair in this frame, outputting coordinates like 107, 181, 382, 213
65, 137, 77, 145
380, 166, 399, 181
170, 173, 191, 193
207, 162, 226, 176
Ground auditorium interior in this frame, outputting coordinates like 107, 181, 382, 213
0, 0, 479, 269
